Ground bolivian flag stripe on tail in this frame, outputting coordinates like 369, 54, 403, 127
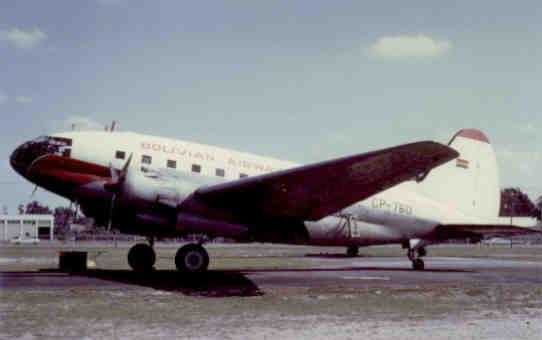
456, 159, 469, 169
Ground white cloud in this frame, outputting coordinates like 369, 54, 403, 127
0, 90, 7, 104
49, 116, 106, 132
366, 34, 452, 60
15, 96, 32, 104
0, 28, 47, 49
62, 116, 105, 131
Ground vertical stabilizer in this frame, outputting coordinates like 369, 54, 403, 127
418, 129, 500, 219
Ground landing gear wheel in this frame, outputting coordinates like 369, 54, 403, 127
412, 258, 425, 271
417, 247, 427, 257
128, 243, 156, 273
346, 246, 359, 257
175, 244, 209, 274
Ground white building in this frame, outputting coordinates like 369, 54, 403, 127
0, 215, 54, 241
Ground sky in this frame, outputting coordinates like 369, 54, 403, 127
1, 0, 541, 213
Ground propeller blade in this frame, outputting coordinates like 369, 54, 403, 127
121, 153, 133, 174
105, 153, 132, 230
109, 162, 119, 182
104, 153, 132, 194
108, 194, 116, 231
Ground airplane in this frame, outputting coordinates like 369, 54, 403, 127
9, 128, 541, 273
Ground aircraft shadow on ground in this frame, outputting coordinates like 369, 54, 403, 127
239, 267, 473, 274
0, 263, 472, 297
80, 269, 264, 297
305, 253, 372, 259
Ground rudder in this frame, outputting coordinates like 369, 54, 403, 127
418, 129, 500, 219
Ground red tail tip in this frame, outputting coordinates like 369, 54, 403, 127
456, 129, 490, 144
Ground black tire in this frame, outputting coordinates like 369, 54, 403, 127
128, 243, 156, 272
412, 258, 425, 271
417, 247, 427, 257
346, 246, 359, 257
175, 244, 209, 274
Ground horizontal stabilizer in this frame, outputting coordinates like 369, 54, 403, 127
434, 223, 542, 239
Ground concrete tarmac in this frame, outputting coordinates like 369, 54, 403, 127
252, 256, 542, 288
1, 254, 541, 295
2, 244, 542, 339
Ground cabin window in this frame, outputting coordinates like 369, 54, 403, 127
239, 173, 248, 178
191, 164, 201, 173
115, 151, 126, 160
216, 168, 225, 177
167, 160, 177, 169
62, 149, 71, 158
141, 155, 152, 164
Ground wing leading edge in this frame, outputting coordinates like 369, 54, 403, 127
193, 141, 459, 221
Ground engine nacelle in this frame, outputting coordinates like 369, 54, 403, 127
105, 168, 197, 234
121, 170, 187, 209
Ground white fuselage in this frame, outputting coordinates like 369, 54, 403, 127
41, 130, 498, 247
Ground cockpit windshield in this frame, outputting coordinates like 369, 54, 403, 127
31, 136, 49, 143
24, 136, 72, 156
10, 136, 73, 175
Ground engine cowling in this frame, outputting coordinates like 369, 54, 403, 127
99, 161, 250, 239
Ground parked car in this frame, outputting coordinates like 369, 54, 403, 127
483, 237, 512, 246
9, 235, 40, 245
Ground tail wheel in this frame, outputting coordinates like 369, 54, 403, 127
128, 243, 156, 272
175, 244, 209, 274
412, 258, 425, 271
417, 247, 427, 257
346, 246, 359, 257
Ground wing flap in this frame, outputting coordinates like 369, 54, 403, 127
194, 141, 458, 221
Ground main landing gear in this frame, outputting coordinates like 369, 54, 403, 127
128, 242, 156, 273
127, 240, 210, 274
175, 243, 209, 274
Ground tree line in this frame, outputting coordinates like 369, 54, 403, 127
499, 188, 541, 219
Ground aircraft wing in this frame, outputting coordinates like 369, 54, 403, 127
434, 224, 542, 239
192, 141, 458, 221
